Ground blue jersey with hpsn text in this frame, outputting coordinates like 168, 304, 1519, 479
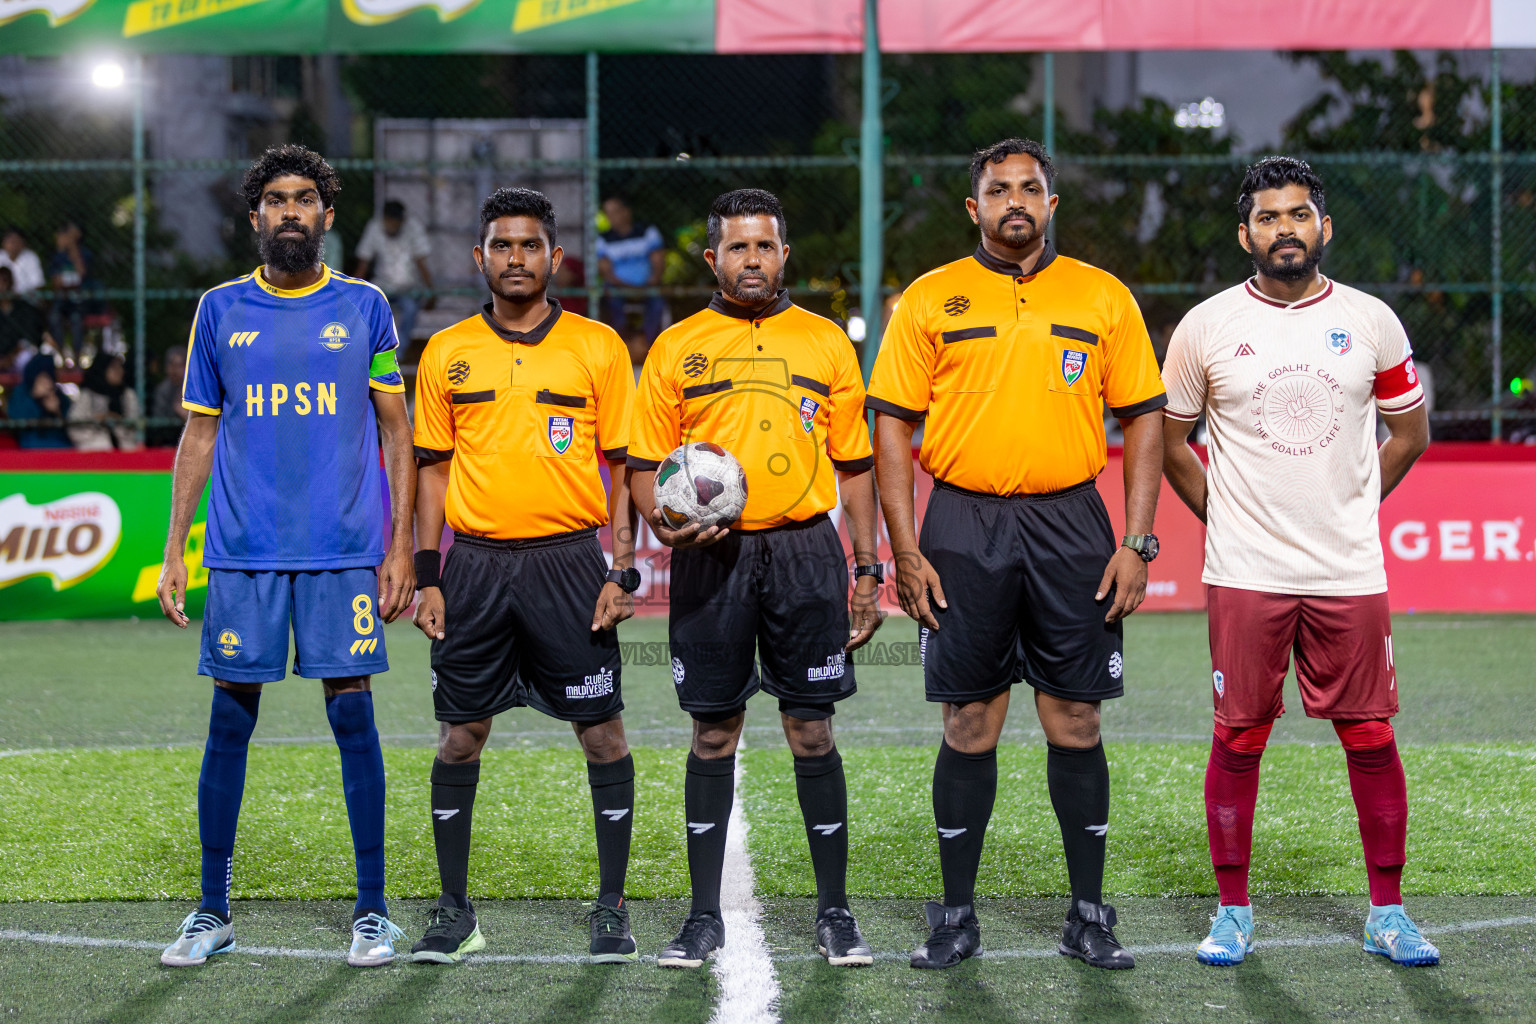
182, 265, 405, 570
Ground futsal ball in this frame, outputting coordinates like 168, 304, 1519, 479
654, 442, 748, 530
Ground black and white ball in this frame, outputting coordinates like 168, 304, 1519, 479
653, 442, 748, 530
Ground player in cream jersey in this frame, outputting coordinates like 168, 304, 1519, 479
1162, 158, 1437, 971
1163, 274, 1424, 594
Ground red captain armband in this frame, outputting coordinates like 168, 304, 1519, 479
1373, 356, 1423, 407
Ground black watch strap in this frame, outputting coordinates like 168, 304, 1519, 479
606, 567, 642, 593
854, 563, 885, 584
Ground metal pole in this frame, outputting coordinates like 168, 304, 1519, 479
1042, 52, 1055, 244
1490, 49, 1503, 442
585, 52, 601, 318
857, 0, 883, 382
132, 54, 147, 428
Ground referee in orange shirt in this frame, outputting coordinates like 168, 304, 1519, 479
628, 189, 884, 969
868, 139, 1167, 970
409, 188, 641, 965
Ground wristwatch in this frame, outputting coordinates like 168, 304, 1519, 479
605, 567, 642, 593
1122, 534, 1160, 563
853, 563, 885, 584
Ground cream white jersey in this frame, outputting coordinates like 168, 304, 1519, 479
1163, 277, 1424, 596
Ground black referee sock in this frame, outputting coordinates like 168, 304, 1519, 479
430, 758, 480, 910
684, 751, 735, 916
794, 748, 849, 914
1046, 741, 1110, 905
588, 753, 635, 898
932, 740, 997, 908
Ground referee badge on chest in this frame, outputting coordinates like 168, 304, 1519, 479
799, 396, 820, 433
1061, 349, 1088, 387
547, 415, 574, 454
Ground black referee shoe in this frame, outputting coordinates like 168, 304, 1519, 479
1058, 899, 1135, 970
815, 907, 874, 966
587, 893, 638, 964
910, 901, 981, 970
410, 899, 485, 964
657, 910, 725, 968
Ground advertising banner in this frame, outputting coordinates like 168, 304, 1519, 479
3, 446, 1532, 621
0, 467, 209, 621
2, 0, 1528, 55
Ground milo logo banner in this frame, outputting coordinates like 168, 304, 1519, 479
0, 467, 209, 621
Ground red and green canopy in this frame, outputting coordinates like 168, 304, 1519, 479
0, 0, 1524, 55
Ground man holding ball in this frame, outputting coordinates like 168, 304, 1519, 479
628, 189, 884, 969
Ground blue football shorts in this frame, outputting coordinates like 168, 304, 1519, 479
197, 567, 389, 683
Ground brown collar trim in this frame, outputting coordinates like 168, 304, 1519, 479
972, 240, 1057, 278
480, 298, 562, 343
708, 289, 793, 321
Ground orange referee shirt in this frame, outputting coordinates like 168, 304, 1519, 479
414, 300, 634, 540
867, 243, 1166, 496
628, 291, 873, 531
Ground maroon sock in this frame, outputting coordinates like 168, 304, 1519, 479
1343, 740, 1407, 906
1206, 737, 1263, 906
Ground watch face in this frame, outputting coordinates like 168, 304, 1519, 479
1145, 535, 1159, 561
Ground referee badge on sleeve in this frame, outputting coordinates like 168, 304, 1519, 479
547, 416, 574, 454
1061, 349, 1087, 387
799, 396, 820, 433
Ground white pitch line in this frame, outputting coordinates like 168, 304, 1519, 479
3, 915, 1533, 967
708, 742, 780, 1024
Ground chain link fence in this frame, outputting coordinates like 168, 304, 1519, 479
2, 49, 1532, 446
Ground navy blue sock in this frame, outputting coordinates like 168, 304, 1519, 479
326, 690, 388, 919
198, 686, 261, 918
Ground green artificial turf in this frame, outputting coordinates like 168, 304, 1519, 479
0, 747, 692, 902
2, 742, 1529, 903
3, 897, 1534, 1024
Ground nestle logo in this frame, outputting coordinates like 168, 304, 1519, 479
44, 505, 100, 522
944, 295, 970, 316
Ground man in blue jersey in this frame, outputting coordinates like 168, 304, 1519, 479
154, 145, 417, 968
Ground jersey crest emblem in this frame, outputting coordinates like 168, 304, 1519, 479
1061, 349, 1087, 387
547, 415, 573, 454
319, 322, 351, 352
683, 352, 709, 378
944, 295, 971, 316
1325, 328, 1352, 356
215, 628, 243, 659
1213, 670, 1225, 698
799, 396, 820, 433
448, 360, 470, 386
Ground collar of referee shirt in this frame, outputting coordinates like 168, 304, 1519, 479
707, 288, 793, 321
972, 239, 1058, 278
479, 298, 562, 344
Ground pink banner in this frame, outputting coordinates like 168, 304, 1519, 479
617, 445, 1536, 616
874, 0, 1491, 53
715, 0, 864, 53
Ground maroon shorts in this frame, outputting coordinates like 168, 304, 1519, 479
1207, 586, 1399, 726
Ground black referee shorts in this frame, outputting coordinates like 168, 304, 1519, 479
669, 513, 854, 720
918, 479, 1124, 705
430, 528, 622, 724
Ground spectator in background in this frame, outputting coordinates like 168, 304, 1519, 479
10, 353, 72, 448
69, 352, 140, 451
150, 343, 189, 445
597, 195, 667, 346
0, 229, 45, 297
554, 252, 588, 317
354, 199, 434, 344
0, 265, 53, 372
48, 222, 95, 355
